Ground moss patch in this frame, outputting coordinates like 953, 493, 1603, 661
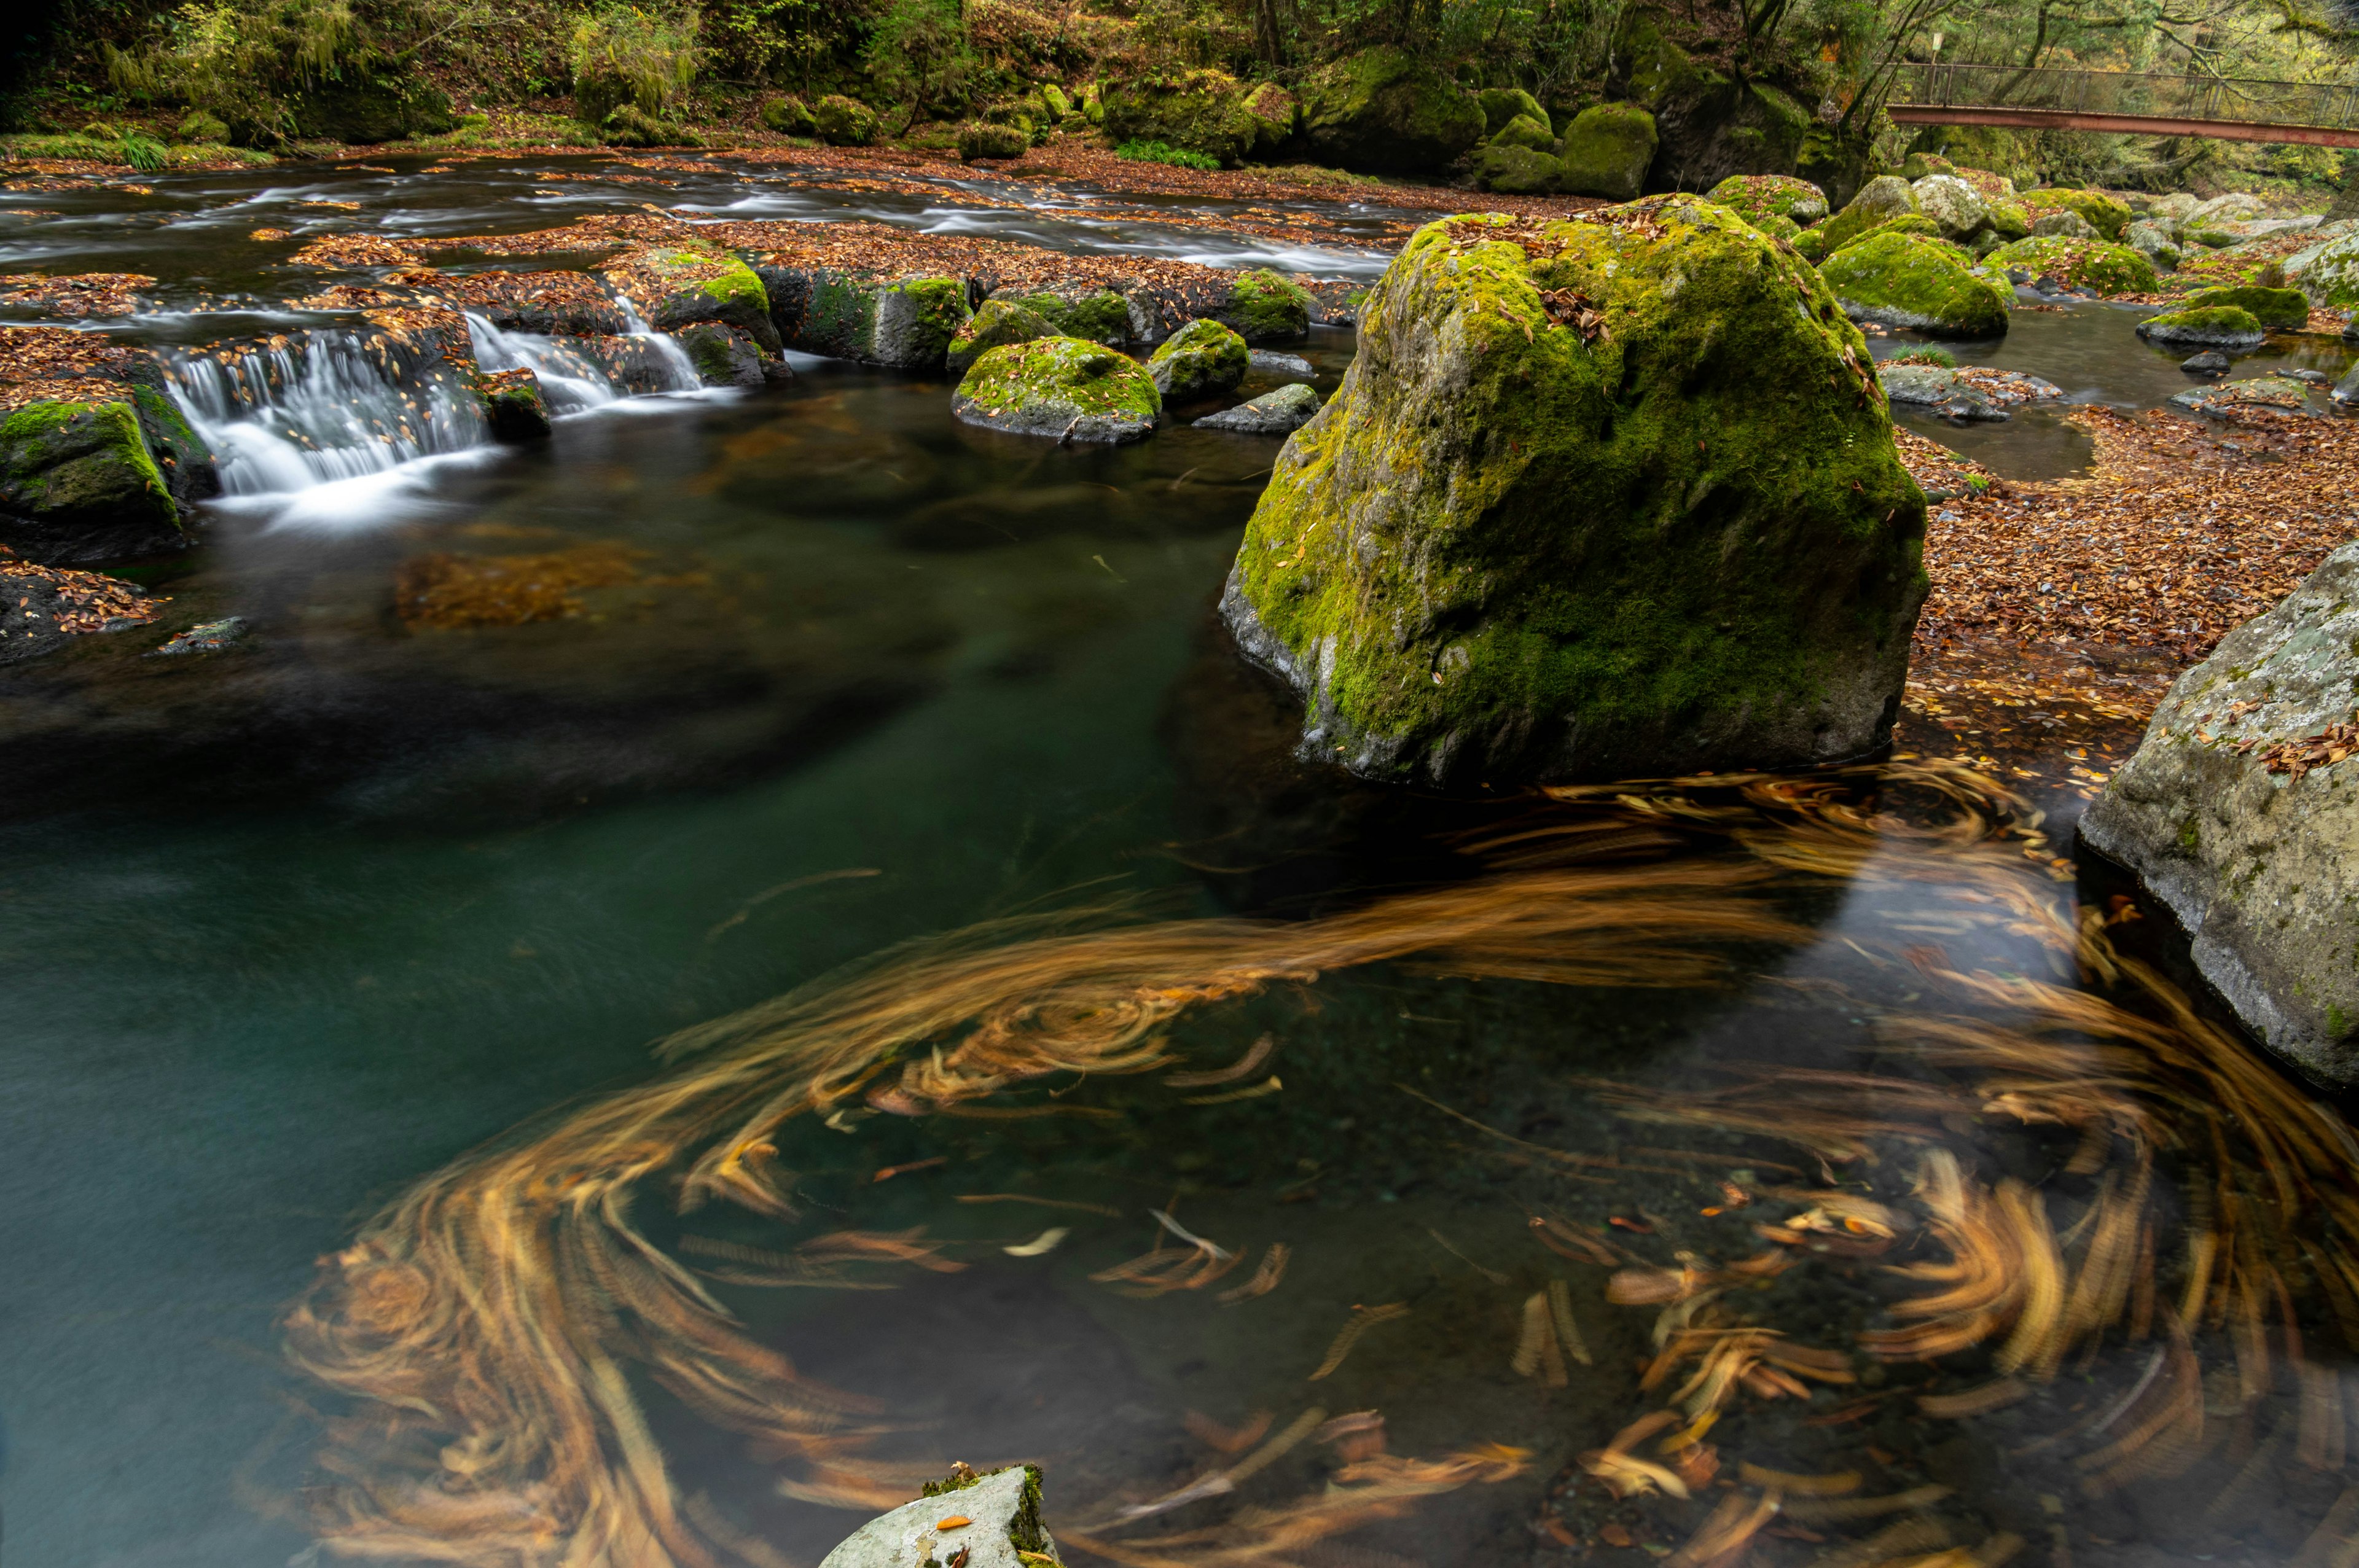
1149, 318, 1250, 399
2182, 284, 2309, 330
1820, 230, 2011, 338
1219, 269, 1313, 342
1984, 236, 2156, 296
947, 298, 1055, 375
952, 335, 1161, 443
1557, 103, 1656, 202
1224, 201, 1927, 786
2019, 187, 2132, 241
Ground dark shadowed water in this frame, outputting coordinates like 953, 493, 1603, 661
4, 162, 2358, 1568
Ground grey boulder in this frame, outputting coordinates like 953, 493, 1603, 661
1195, 382, 1321, 434
820, 1465, 1060, 1568
2083, 541, 2359, 1086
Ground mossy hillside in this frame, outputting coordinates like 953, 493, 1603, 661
1819, 231, 2011, 338
1557, 103, 1657, 203
1148, 318, 1250, 399
2182, 284, 2310, 329
1984, 236, 2157, 295
1219, 269, 1314, 341
2019, 188, 2132, 241
1297, 46, 1485, 171
952, 335, 1161, 443
2135, 305, 2266, 345
1702, 174, 1829, 228
1225, 202, 1928, 786
947, 298, 1055, 375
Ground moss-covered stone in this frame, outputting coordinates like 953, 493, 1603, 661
2294, 227, 2359, 307
1471, 144, 1562, 195
1241, 83, 1297, 154
1703, 174, 1828, 228
1911, 173, 1987, 239
672, 322, 770, 386
0, 397, 190, 563
1148, 318, 1250, 399
604, 245, 781, 353
760, 95, 816, 136
1820, 230, 2011, 339
478, 367, 553, 438
178, 110, 230, 144
1297, 46, 1485, 171
1219, 201, 1927, 787
1900, 152, 1957, 181
2181, 284, 2310, 330
2135, 306, 2266, 349
1102, 69, 1272, 164
1984, 236, 2156, 296
1217, 268, 1313, 342
1815, 174, 1919, 255
2019, 187, 2131, 241
1557, 103, 1656, 202
958, 120, 1028, 160
1007, 289, 1132, 345
1479, 87, 1549, 138
1791, 227, 1829, 263
946, 298, 1056, 375
1984, 200, 2031, 241
813, 95, 878, 147
757, 265, 972, 369
952, 336, 1160, 443
1490, 114, 1556, 154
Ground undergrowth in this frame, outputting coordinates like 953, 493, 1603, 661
1116, 137, 1219, 170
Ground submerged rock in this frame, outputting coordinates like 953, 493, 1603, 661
1702, 173, 1828, 229
2136, 306, 2265, 351
1195, 382, 1320, 434
2166, 374, 2312, 418
2083, 542, 2359, 1086
952, 336, 1160, 443
1219, 201, 1927, 787
1557, 104, 1657, 202
147, 617, 248, 657
1820, 231, 2011, 338
1297, 46, 1485, 171
479, 367, 553, 437
820, 1464, 1060, 1568
1148, 319, 1250, 399
946, 298, 1055, 376
1248, 348, 1315, 378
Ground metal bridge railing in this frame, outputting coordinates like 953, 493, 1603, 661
1890, 62, 2359, 131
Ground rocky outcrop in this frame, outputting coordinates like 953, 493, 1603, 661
1820, 232, 2011, 338
1558, 104, 1657, 202
2135, 306, 2265, 350
820, 1465, 1061, 1568
952, 336, 1160, 443
1297, 47, 1484, 171
2082, 542, 2359, 1087
1983, 236, 2156, 297
946, 298, 1054, 375
1148, 319, 1249, 399
1196, 381, 1320, 433
1219, 201, 1927, 788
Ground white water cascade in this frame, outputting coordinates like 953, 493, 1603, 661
165, 306, 704, 499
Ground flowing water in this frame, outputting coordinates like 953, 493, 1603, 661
3, 158, 2357, 1568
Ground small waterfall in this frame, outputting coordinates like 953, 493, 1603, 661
167, 333, 489, 495
165, 306, 703, 498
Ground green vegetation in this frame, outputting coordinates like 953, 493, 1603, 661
1115, 138, 1221, 170
1888, 345, 1958, 366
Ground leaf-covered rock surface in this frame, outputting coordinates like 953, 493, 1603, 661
1984, 236, 2157, 295
1147, 318, 1249, 399
951, 335, 1160, 443
1701, 173, 1827, 227
1221, 200, 1927, 788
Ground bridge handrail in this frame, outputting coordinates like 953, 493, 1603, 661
1889, 61, 2359, 130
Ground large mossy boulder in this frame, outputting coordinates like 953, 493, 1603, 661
1703, 174, 1828, 228
945, 298, 1056, 376
813, 95, 879, 147
1820, 231, 2011, 339
2082, 541, 2359, 1087
1611, 10, 1806, 193
952, 336, 1160, 443
754, 262, 971, 369
1911, 173, 1987, 240
1148, 318, 1249, 399
1557, 104, 1656, 202
1815, 175, 1919, 255
761, 95, 816, 136
1471, 144, 1562, 195
1297, 47, 1484, 172
2180, 284, 2309, 329
1219, 201, 1928, 787
0, 393, 198, 564
2134, 306, 2264, 349
1102, 69, 1286, 164
1478, 87, 1549, 138
1983, 236, 2156, 296
603, 246, 781, 354
2290, 228, 2359, 306
2019, 187, 2131, 241
1216, 268, 1313, 343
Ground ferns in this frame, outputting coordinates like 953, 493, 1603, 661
1116, 138, 1221, 169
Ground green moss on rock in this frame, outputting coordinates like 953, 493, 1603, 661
1815, 175, 1919, 255
1478, 87, 1549, 138
1297, 46, 1485, 171
606, 246, 780, 353
2182, 285, 2309, 329
1148, 318, 1250, 399
1221, 201, 1928, 787
947, 298, 1056, 375
1471, 143, 1562, 195
1101, 69, 1280, 164
2019, 187, 2132, 241
1984, 235, 2156, 295
760, 264, 971, 368
1218, 268, 1313, 342
1557, 104, 1656, 201
1703, 173, 1828, 228
2135, 305, 2266, 348
761, 96, 816, 136
952, 335, 1160, 443
813, 95, 878, 147
1010, 289, 1132, 344
1490, 114, 1556, 154
959, 120, 1028, 160
0, 396, 189, 563
1820, 230, 2011, 338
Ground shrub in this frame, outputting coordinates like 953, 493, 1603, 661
862, 0, 980, 120
1116, 138, 1218, 170
105, 0, 375, 146
568, 3, 700, 127
1888, 346, 1957, 367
